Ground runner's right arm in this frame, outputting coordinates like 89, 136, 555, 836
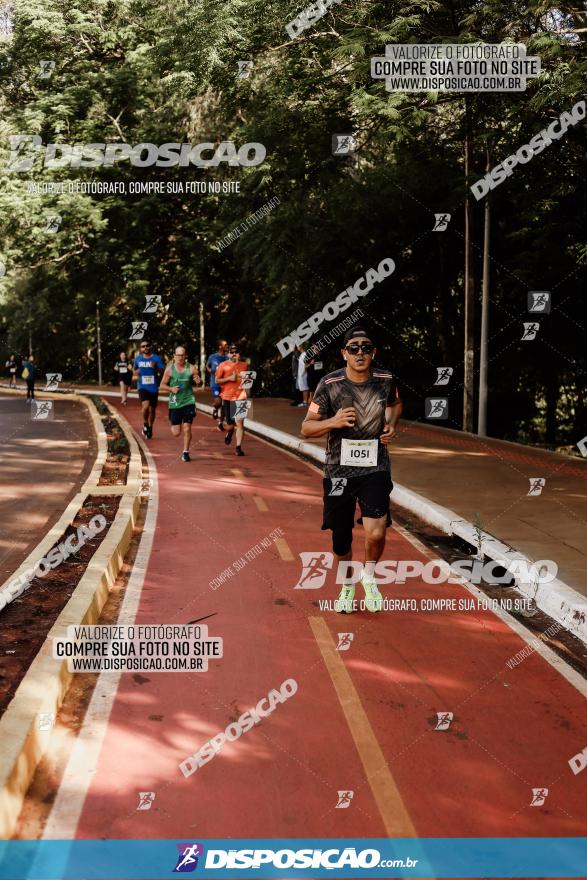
302, 379, 355, 437
301, 407, 356, 438
159, 366, 179, 394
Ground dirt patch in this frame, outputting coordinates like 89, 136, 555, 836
0, 494, 121, 714
91, 396, 130, 485
13, 473, 149, 840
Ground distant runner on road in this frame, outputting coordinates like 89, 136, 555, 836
133, 340, 165, 439
301, 326, 402, 613
206, 340, 228, 429
5, 353, 18, 388
215, 344, 249, 457
159, 346, 203, 462
113, 352, 132, 405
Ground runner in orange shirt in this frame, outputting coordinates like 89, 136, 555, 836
215, 344, 250, 456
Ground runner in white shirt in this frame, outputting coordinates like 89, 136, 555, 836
113, 352, 132, 405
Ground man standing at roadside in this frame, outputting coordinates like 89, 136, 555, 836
215, 344, 249, 457
159, 346, 203, 462
301, 327, 402, 613
133, 340, 165, 439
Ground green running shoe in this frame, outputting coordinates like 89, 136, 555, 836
334, 584, 356, 613
361, 576, 383, 612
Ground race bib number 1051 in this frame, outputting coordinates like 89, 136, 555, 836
340, 438, 378, 467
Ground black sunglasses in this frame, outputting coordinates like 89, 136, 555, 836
345, 342, 374, 354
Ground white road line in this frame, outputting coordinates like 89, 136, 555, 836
41, 432, 158, 841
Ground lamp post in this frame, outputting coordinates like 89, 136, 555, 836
478, 147, 491, 437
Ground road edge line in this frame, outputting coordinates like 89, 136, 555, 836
308, 616, 418, 838
0, 396, 141, 839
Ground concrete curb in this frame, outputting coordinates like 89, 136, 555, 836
199, 402, 587, 646
0, 395, 142, 839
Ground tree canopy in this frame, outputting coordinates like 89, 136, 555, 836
0, 0, 585, 443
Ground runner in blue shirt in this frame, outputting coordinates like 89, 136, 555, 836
133, 340, 165, 439
206, 340, 228, 429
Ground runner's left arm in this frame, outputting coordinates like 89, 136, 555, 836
191, 365, 203, 387
155, 355, 165, 385
380, 384, 402, 444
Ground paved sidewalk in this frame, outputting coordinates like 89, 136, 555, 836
0, 395, 95, 582
243, 397, 587, 602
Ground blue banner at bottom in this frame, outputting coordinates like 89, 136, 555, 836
0, 838, 585, 879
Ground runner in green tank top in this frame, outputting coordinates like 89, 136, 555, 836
159, 346, 203, 462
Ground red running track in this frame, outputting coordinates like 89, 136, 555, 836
48, 400, 587, 843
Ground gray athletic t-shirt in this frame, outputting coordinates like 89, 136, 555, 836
310, 368, 400, 479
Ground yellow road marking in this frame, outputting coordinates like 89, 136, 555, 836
308, 616, 417, 838
231, 468, 245, 478
253, 495, 269, 512
274, 537, 294, 561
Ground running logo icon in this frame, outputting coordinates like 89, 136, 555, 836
130, 321, 148, 340
237, 60, 253, 79
45, 373, 62, 391
232, 400, 252, 419
32, 401, 53, 420
435, 711, 453, 731
521, 322, 539, 341
294, 552, 333, 589
332, 134, 356, 155
527, 478, 545, 496
530, 788, 548, 807
239, 370, 256, 390
336, 633, 354, 651
329, 478, 347, 496
46, 214, 62, 233
174, 843, 204, 872
432, 213, 451, 231
39, 59, 55, 79
143, 295, 161, 313
425, 398, 448, 419
335, 790, 354, 809
136, 791, 155, 811
528, 291, 551, 313
434, 367, 453, 386
140, 478, 154, 496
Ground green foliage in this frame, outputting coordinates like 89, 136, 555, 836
0, 0, 585, 443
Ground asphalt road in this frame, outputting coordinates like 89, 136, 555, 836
0, 395, 95, 583
33, 399, 587, 849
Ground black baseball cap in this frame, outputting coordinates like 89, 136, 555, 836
343, 326, 375, 346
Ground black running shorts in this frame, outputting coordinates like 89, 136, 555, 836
322, 470, 393, 532
168, 404, 196, 425
138, 388, 159, 407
